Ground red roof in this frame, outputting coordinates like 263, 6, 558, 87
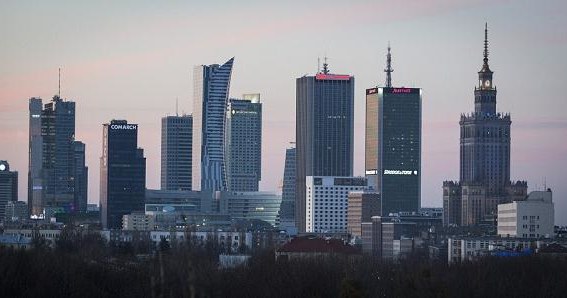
277, 236, 359, 254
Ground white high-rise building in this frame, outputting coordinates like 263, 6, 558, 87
305, 176, 366, 233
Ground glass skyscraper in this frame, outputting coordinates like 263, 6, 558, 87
161, 114, 193, 191
100, 120, 146, 229
278, 146, 296, 230
365, 87, 422, 216
192, 58, 234, 192
28, 95, 88, 215
225, 94, 262, 192
295, 67, 354, 233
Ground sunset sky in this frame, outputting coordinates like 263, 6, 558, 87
1, 0, 566, 224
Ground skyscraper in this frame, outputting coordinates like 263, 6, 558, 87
73, 141, 88, 213
100, 120, 146, 229
278, 145, 296, 231
28, 97, 43, 216
0, 161, 18, 221
443, 24, 527, 226
27, 95, 88, 215
295, 62, 354, 232
192, 58, 234, 192
365, 47, 422, 216
225, 94, 262, 191
161, 114, 193, 191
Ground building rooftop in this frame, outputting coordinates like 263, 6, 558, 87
277, 236, 359, 254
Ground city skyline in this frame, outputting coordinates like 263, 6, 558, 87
1, 1, 566, 224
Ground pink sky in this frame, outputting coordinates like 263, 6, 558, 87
1, 0, 566, 224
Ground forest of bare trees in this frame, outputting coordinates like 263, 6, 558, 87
1, 233, 566, 298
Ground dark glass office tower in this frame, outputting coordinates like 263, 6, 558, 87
41, 95, 82, 213
161, 115, 193, 191
28, 97, 43, 216
365, 87, 421, 216
73, 141, 88, 213
225, 94, 262, 191
28, 95, 88, 215
295, 64, 354, 233
192, 58, 234, 192
278, 146, 296, 230
0, 161, 18, 221
100, 120, 146, 229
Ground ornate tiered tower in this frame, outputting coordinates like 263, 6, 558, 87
443, 24, 527, 226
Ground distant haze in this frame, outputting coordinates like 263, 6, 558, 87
1, 0, 566, 224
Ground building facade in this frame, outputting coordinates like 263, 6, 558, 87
0, 161, 18, 221
4, 201, 28, 222
305, 176, 366, 234
296, 67, 355, 233
498, 190, 554, 238
442, 24, 527, 226
365, 87, 421, 216
225, 94, 262, 191
100, 120, 146, 229
161, 114, 193, 191
192, 58, 234, 192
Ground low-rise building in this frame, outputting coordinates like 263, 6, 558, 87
347, 191, 380, 239
123, 211, 156, 231
276, 236, 359, 260
498, 189, 554, 238
448, 237, 551, 264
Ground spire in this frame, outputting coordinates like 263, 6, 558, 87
483, 22, 489, 67
479, 22, 492, 74
384, 42, 393, 87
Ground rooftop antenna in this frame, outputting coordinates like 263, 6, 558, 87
58, 67, 61, 98
176, 97, 179, 116
322, 56, 329, 74
384, 42, 393, 87
317, 57, 321, 74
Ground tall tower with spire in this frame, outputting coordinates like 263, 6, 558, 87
443, 24, 527, 227
365, 45, 422, 216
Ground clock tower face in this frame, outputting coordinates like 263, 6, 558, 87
484, 80, 491, 87
0, 164, 6, 171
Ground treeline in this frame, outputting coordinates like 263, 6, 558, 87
1, 236, 567, 297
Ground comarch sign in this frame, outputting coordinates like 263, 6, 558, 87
110, 124, 137, 130
383, 170, 418, 175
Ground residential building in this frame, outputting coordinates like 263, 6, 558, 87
296, 63, 354, 232
123, 211, 156, 231
276, 236, 359, 261
161, 114, 193, 191
498, 190, 554, 238
100, 120, 146, 229
225, 94, 262, 191
192, 58, 234, 192
448, 237, 549, 264
305, 176, 366, 233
